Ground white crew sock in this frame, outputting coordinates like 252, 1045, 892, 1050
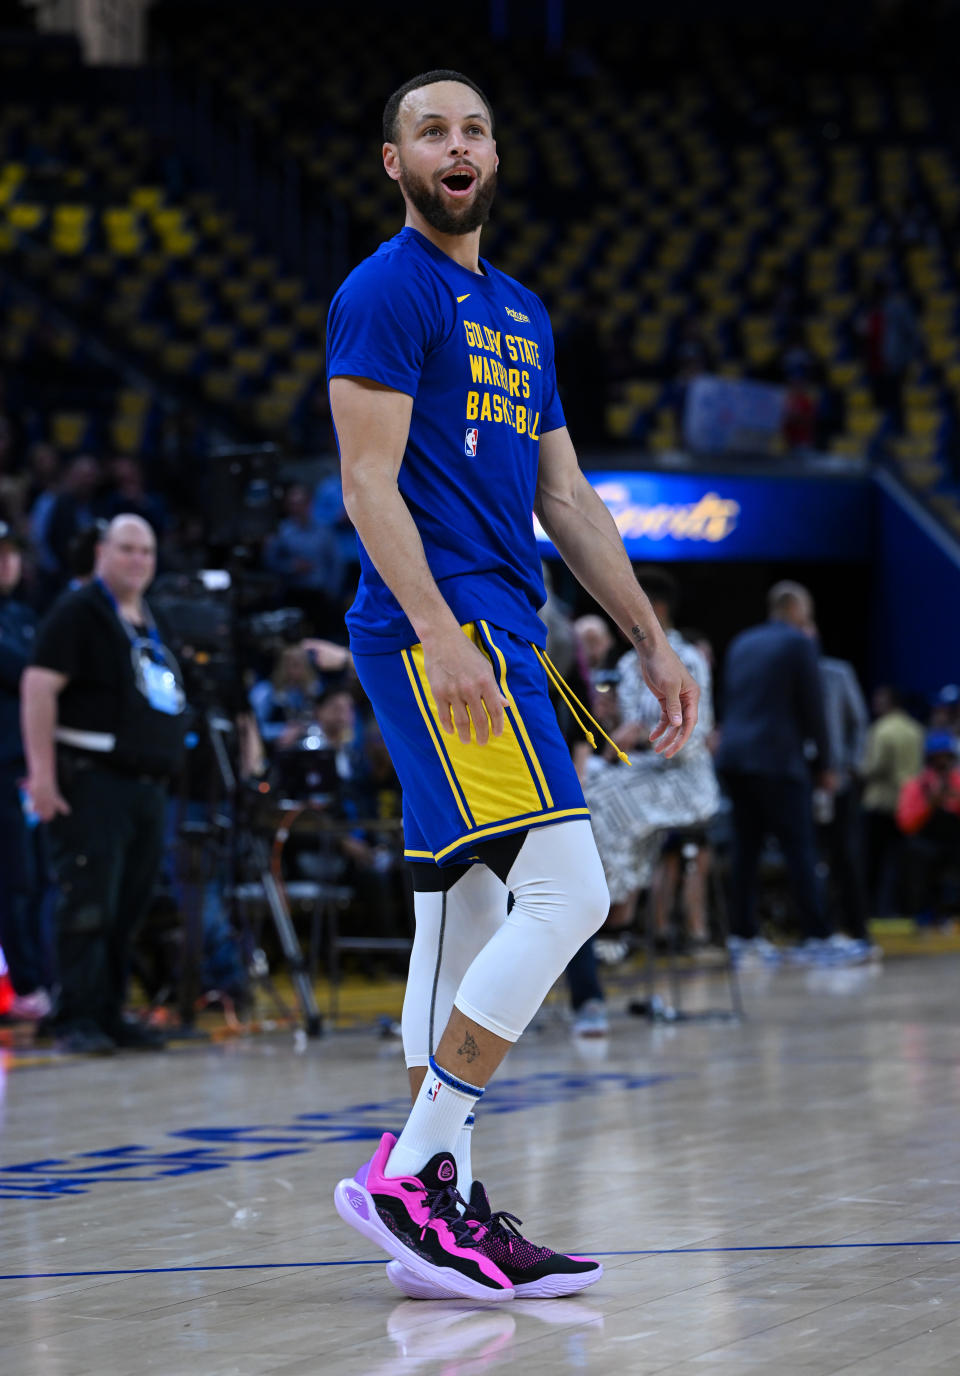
384, 1057, 483, 1180
455, 1113, 475, 1199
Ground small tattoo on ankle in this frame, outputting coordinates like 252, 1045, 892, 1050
457, 1031, 480, 1063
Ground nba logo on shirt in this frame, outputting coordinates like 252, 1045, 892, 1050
428, 1079, 442, 1102
464, 427, 478, 457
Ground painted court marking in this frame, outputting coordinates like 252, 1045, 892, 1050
0, 1071, 687, 1200
5, 1242, 960, 1282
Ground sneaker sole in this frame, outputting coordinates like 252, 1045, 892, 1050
333, 1176, 515, 1303
386, 1258, 602, 1300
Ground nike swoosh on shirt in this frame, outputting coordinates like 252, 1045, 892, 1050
457, 294, 471, 303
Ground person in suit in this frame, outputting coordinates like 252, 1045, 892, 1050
715, 581, 834, 963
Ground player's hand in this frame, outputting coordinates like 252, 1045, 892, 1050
637, 641, 699, 758
422, 630, 507, 746
25, 776, 71, 822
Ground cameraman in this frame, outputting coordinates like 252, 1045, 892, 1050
21, 515, 187, 1054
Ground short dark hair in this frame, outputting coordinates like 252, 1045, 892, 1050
383, 69, 494, 144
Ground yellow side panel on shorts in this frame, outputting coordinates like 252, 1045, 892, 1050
406, 640, 544, 826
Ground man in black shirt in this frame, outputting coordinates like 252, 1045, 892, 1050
22, 515, 187, 1054
0, 522, 50, 1017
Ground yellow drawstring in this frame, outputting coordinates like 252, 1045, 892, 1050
534, 646, 632, 765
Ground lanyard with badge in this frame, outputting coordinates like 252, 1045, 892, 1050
96, 577, 186, 717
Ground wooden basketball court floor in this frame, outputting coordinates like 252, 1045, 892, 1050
3, 954, 960, 1376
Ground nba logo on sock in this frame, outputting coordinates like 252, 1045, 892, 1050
427, 1079, 441, 1102
464, 428, 478, 457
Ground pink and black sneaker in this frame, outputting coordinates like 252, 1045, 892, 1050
333, 1134, 514, 1302
385, 1180, 603, 1299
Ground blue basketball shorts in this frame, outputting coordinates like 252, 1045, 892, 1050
352, 620, 591, 865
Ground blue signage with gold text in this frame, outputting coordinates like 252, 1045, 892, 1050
535, 471, 870, 561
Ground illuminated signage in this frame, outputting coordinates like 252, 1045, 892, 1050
536, 471, 870, 561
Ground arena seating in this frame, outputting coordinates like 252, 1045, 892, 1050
3, 2, 960, 541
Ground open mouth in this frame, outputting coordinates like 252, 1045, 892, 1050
440, 169, 477, 196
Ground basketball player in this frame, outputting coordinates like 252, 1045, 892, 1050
328, 70, 699, 1301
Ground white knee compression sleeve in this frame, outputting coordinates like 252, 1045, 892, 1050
401, 865, 509, 1068
454, 818, 609, 1043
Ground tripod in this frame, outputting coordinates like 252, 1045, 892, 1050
173, 708, 323, 1038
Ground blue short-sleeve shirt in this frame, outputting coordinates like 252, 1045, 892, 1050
326, 227, 566, 653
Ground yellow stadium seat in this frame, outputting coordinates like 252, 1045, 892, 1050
50, 413, 88, 450
254, 393, 297, 432
130, 186, 165, 211
292, 350, 323, 375
128, 323, 165, 354
905, 410, 943, 439
847, 387, 874, 412
111, 415, 145, 454
8, 203, 45, 230
605, 403, 639, 439
201, 325, 234, 353
161, 342, 199, 373
263, 326, 295, 352
203, 370, 241, 402
233, 348, 268, 375
195, 255, 226, 279
117, 390, 151, 416
846, 410, 883, 439
175, 299, 210, 328
271, 279, 303, 305
237, 302, 270, 330
271, 372, 307, 399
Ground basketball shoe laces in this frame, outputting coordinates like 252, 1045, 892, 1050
466, 1208, 526, 1254
418, 1185, 483, 1248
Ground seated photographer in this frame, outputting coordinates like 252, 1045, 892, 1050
250, 640, 354, 749
250, 645, 323, 747
21, 515, 187, 1055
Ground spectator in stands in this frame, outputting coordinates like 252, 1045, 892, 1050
782, 368, 818, 452
859, 278, 919, 431
928, 683, 960, 744
103, 457, 167, 536
265, 483, 344, 634
0, 521, 50, 1019
896, 732, 960, 929
861, 686, 925, 917
806, 620, 875, 956
43, 454, 104, 594
25, 442, 61, 557
715, 581, 835, 964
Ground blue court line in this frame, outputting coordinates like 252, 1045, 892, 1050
5, 1240, 960, 1281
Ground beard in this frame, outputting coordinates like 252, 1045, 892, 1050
399, 161, 498, 235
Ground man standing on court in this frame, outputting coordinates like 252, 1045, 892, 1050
328, 69, 698, 1301
22, 515, 187, 1054
716, 581, 833, 964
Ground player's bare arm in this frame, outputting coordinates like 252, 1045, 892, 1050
534, 424, 699, 757
331, 375, 506, 745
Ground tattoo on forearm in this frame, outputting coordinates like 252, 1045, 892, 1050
630, 625, 648, 645
457, 1031, 480, 1063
